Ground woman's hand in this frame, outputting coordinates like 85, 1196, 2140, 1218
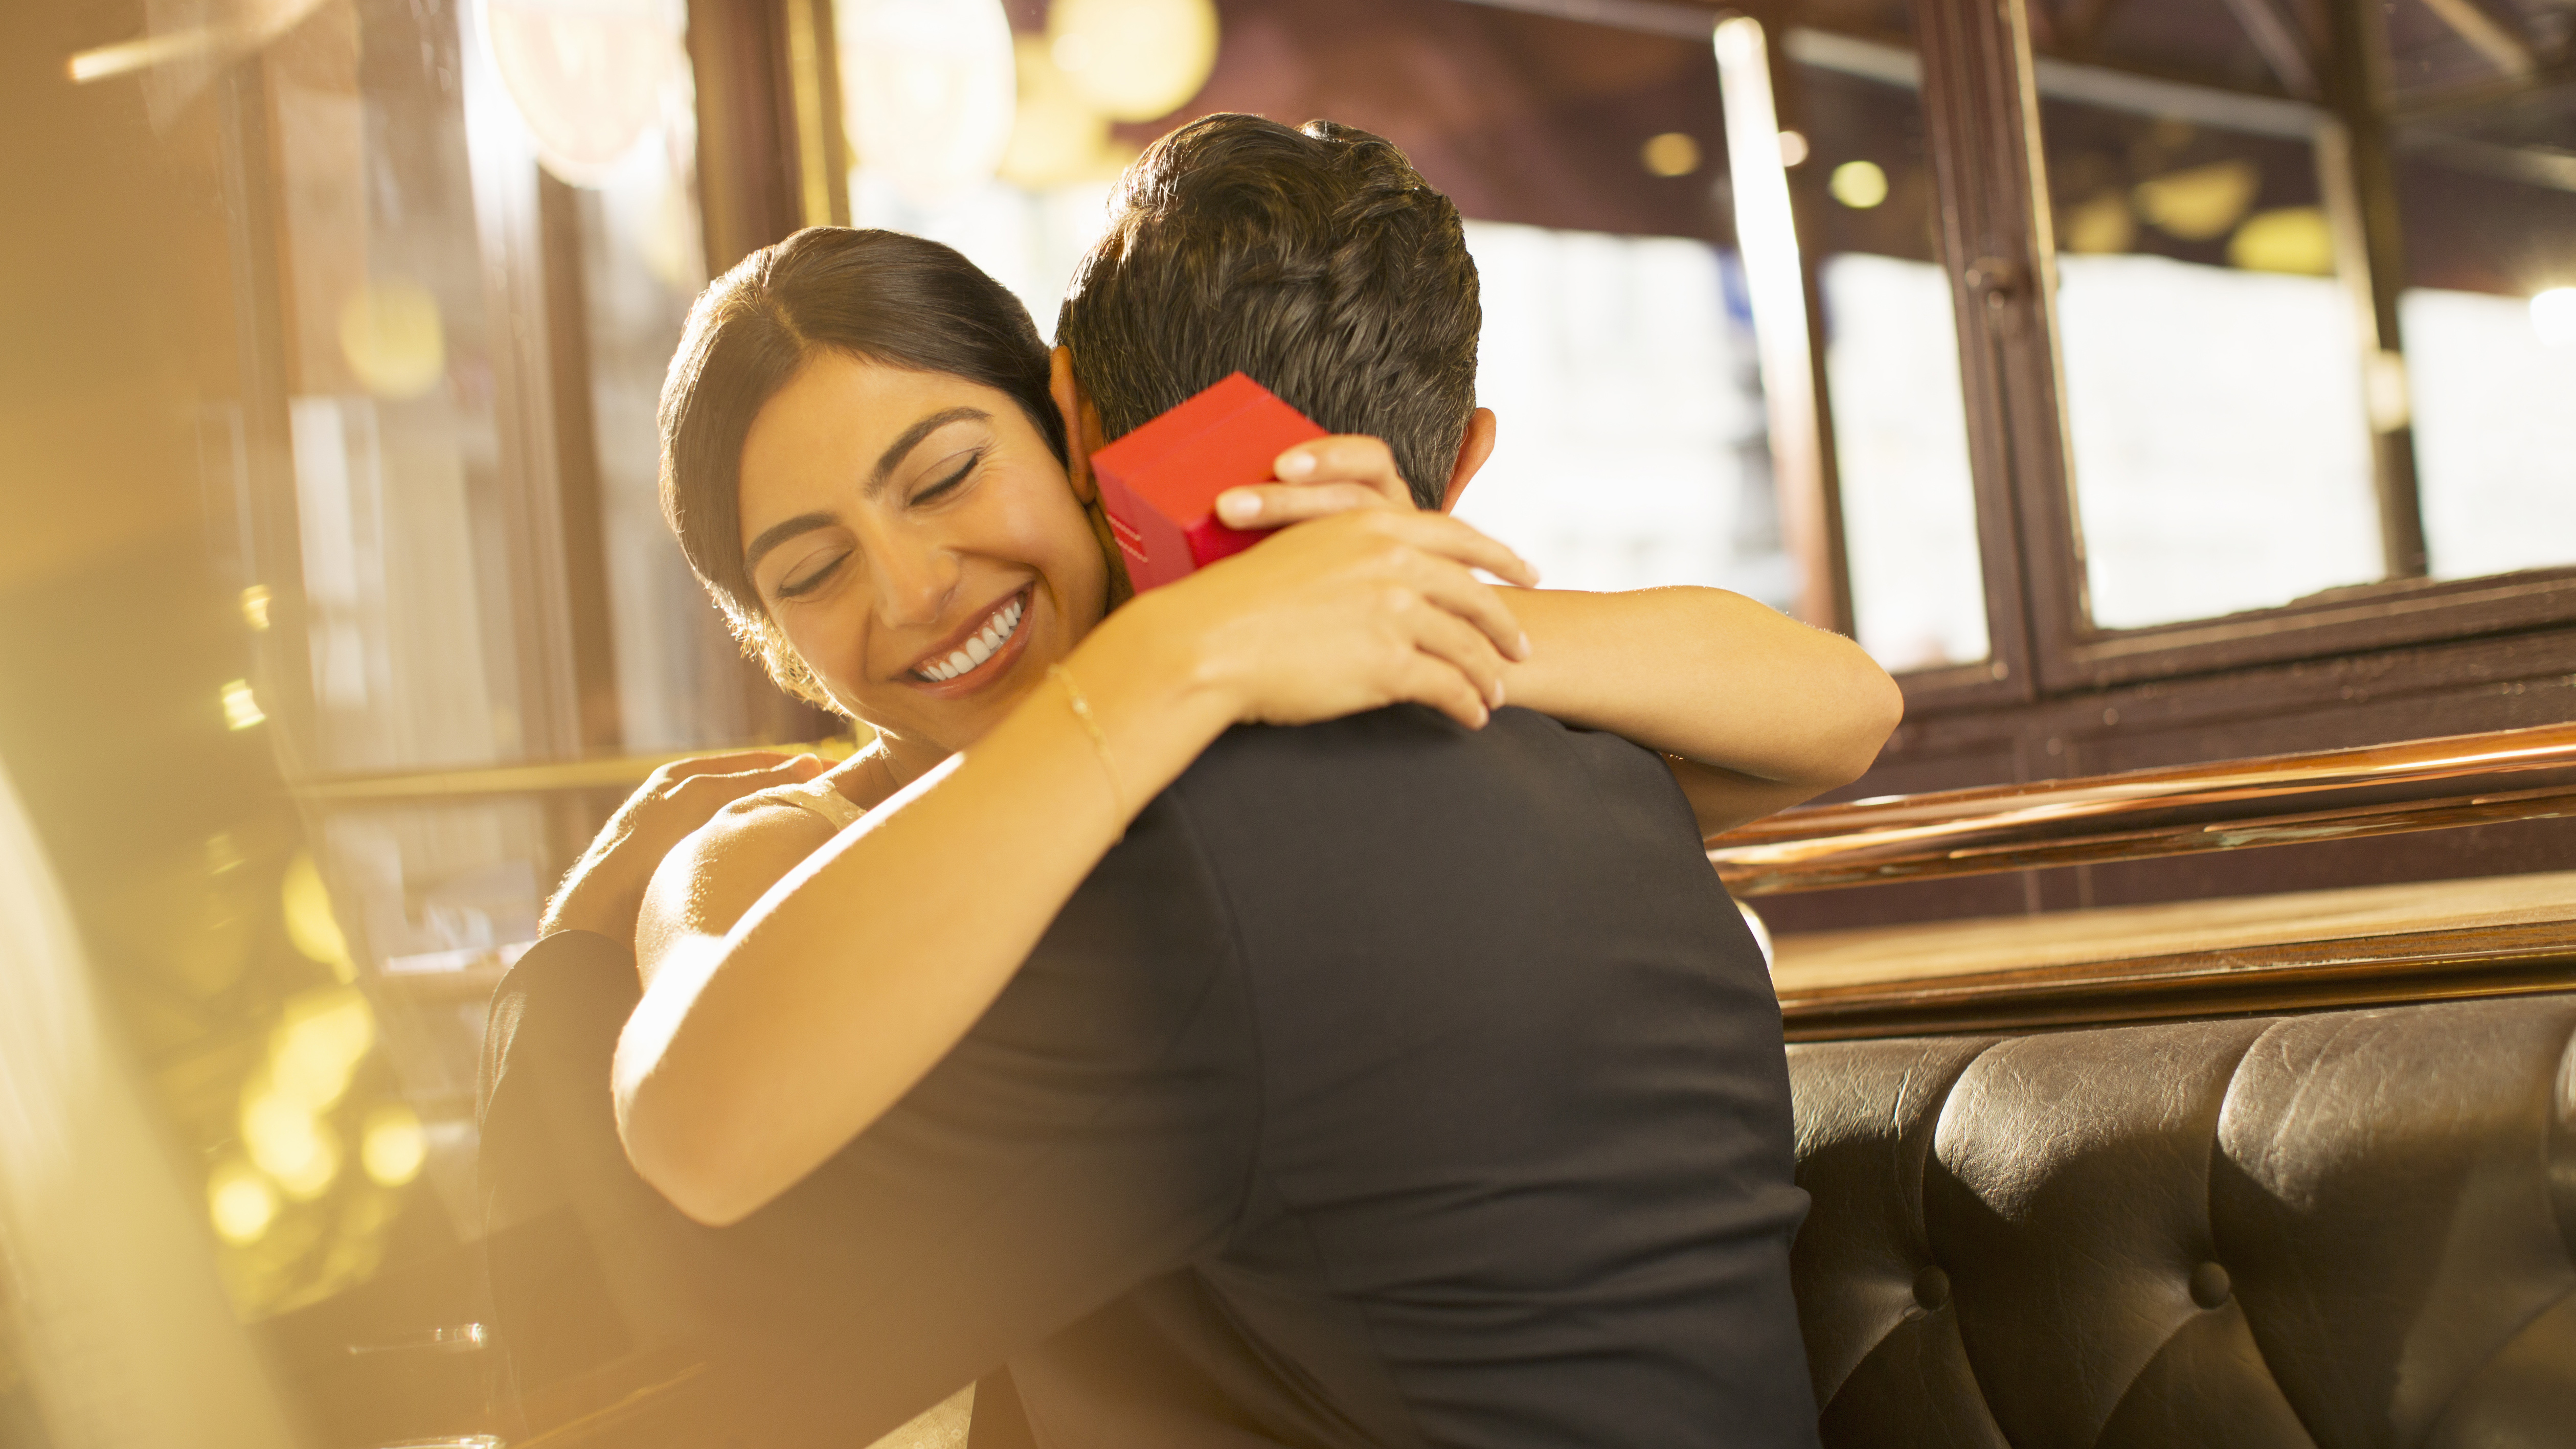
1212, 434, 1421, 530
542, 751, 825, 944
1112, 505, 1540, 734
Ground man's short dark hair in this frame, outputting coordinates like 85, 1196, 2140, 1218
1058, 115, 1480, 510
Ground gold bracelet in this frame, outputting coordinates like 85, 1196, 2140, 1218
1048, 663, 1129, 823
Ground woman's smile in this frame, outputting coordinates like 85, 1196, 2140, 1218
906, 585, 1034, 690
735, 352, 1110, 759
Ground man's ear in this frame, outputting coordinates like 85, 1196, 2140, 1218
1049, 346, 1108, 505
1439, 407, 1497, 514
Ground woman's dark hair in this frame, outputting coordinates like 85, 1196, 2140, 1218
660, 227, 1065, 707
1058, 116, 1479, 509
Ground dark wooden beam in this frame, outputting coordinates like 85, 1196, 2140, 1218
1906, 0, 2053, 703
2321, 0, 2430, 584
536, 173, 623, 754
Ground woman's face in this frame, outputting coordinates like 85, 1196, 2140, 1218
736, 350, 1109, 763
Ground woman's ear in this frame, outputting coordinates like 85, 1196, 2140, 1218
1049, 347, 1108, 504
1440, 407, 1497, 514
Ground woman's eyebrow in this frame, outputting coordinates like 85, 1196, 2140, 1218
744, 511, 837, 576
868, 406, 992, 498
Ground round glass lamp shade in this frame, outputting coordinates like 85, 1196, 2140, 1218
1048, 0, 1217, 123
480, 0, 679, 186
838, 0, 1018, 203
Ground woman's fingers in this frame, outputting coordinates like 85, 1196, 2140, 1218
664, 750, 799, 775
666, 754, 823, 810
1215, 481, 1390, 529
1392, 647, 1494, 730
1398, 599, 1512, 710
1378, 510, 1541, 590
1273, 435, 1413, 508
1392, 550, 1532, 663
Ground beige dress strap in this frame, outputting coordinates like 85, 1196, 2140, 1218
741, 775, 868, 833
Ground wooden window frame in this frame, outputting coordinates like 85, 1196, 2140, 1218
1845, 0, 2576, 714
677, 0, 2576, 752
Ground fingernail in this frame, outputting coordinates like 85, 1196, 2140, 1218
1275, 452, 1315, 479
1490, 680, 1507, 708
1518, 631, 1533, 659
1217, 490, 1258, 525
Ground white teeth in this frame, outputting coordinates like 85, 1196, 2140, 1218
913, 593, 1026, 683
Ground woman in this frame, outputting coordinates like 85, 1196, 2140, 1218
551, 226, 1901, 1229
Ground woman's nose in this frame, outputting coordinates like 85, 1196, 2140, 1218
860, 523, 959, 630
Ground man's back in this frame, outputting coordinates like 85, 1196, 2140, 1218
1001, 706, 1817, 1446
482, 707, 1818, 1447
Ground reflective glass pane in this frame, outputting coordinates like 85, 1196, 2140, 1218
842, 0, 1795, 610
2029, 0, 2576, 630
1791, 36, 1987, 670
2382, 8, 2576, 578
1458, 222, 1780, 598
213, 0, 717, 1316
2036, 81, 2385, 629
571, 124, 763, 750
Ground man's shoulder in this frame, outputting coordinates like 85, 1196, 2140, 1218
1175, 705, 1682, 825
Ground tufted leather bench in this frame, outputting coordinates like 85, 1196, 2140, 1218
1785, 993, 2576, 1447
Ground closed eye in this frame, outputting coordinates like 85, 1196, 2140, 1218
776, 550, 849, 600
911, 451, 980, 506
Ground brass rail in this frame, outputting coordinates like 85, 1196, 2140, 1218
1709, 721, 2576, 895
293, 724, 2576, 899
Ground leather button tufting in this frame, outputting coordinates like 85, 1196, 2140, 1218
1912, 1265, 1951, 1311
2189, 1261, 2231, 1309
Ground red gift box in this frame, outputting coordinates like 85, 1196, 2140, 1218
1089, 372, 1328, 593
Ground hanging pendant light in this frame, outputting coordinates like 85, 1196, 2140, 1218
477, 0, 682, 186
837, 0, 1019, 205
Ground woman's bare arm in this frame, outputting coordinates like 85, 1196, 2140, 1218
616, 508, 1535, 1227
1499, 586, 1903, 835
1225, 437, 1904, 835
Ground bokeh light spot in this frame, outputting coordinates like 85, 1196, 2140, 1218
1641, 132, 1701, 177
482, 0, 676, 184
241, 1087, 341, 1201
1829, 159, 1888, 209
271, 986, 376, 1111
282, 851, 356, 981
362, 1102, 428, 1186
2133, 160, 2260, 242
1048, 0, 1217, 123
209, 1160, 278, 1244
2228, 206, 2334, 275
221, 680, 264, 731
838, 0, 1018, 202
1000, 33, 1113, 186
2064, 193, 2136, 255
337, 281, 447, 399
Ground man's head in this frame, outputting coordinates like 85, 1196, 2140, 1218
1057, 116, 1480, 511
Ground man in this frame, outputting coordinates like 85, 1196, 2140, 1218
484, 116, 1826, 1447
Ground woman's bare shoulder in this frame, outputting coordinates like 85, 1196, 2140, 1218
638, 785, 850, 967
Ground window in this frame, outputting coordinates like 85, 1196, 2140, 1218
837, 0, 1799, 609
1787, 27, 1989, 671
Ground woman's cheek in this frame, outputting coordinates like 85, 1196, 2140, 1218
784, 610, 868, 704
